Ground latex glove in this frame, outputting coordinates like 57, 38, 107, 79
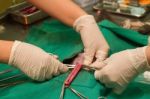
94, 46, 150, 94
73, 15, 109, 65
9, 41, 68, 81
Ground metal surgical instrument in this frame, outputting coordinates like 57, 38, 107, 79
0, 68, 26, 88
66, 64, 99, 71
59, 64, 88, 99
65, 64, 112, 99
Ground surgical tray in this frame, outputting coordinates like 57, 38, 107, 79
93, 2, 149, 18
10, 5, 48, 25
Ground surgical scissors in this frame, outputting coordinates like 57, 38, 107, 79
59, 64, 88, 99
65, 64, 112, 99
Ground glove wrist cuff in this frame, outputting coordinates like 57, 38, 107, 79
73, 15, 96, 33
128, 46, 150, 73
141, 46, 150, 70
8, 40, 21, 66
144, 46, 150, 70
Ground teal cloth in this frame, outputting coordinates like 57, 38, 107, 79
99, 20, 148, 54
0, 19, 149, 99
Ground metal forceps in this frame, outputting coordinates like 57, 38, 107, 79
59, 64, 88, 99
66, 64, 99, 71
66, 64, 112, 99
0, 68, 26, 88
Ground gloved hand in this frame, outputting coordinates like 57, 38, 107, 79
9, 41, 68, 81
73, 15, 109, 65
94, 46, 150, 94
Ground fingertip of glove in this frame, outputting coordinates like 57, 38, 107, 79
83, 60, 92, 65
94, 70, 101, 80
60, 64, 69, 73
91, 61, 106, 69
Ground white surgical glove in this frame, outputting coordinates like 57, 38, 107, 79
73, 15, 109, 66
9, 41, 68, 81
94, 46, 150, 94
